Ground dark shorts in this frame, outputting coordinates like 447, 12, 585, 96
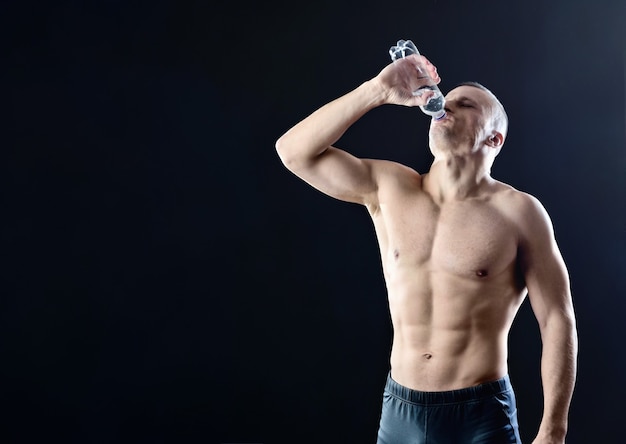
376, 372, 522, 444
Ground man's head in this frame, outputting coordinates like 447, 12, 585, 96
457, 81, 508, 140
429, 82, 508, 162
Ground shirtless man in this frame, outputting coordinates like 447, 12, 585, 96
275, 52, 577, 443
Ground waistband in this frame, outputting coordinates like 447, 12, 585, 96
384, 372, 513, 405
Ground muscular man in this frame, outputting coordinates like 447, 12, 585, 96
275, 52, 577, 443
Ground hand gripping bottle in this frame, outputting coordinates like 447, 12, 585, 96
389, 39, 446, 120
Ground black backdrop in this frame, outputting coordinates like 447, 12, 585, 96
3, 0, 625, 443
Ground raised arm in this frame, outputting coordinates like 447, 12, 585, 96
518, 194, 578, 444
275, 55, 440, 205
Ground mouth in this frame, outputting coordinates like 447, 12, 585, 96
433, 114, 451, 123
433, 111, 447, 121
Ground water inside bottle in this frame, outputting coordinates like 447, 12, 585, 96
412, 85, 444, 113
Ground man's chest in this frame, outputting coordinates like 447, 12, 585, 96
376, 196, 519, 277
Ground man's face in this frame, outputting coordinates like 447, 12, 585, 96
429, 86, 495, 151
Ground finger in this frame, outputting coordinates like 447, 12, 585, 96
421, 55, 435, 68
420, 56, 441, 83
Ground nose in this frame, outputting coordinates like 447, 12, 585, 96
443, 98, 460, 114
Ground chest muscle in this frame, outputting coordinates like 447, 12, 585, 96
376, 196, 518, 278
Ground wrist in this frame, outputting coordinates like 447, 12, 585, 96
537, 423, 567, 442
360, 78, 389, 108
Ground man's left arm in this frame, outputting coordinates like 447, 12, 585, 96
518, 194, 578, 444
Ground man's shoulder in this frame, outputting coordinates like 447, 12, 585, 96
361, 159, 421, 212
491, 181, 554, 235
369, 159, 421, 187
369, 158, 420, 175
492, 181, 542, 206
491, 181, 550, 221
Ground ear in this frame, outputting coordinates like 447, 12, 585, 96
486, 131, 504, 148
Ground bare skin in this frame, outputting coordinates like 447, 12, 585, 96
276, 54, 577, 444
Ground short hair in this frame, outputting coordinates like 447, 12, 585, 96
455, 81, 508, 139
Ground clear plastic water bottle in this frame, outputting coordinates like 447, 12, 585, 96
389, 39, 446, 120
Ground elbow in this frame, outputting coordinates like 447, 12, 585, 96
274, 136, 290, 166
275, 135, 306, 172
540, 309, 578, 345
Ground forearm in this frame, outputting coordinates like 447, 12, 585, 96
275, 79, 386, 170
536, 313, 578, 441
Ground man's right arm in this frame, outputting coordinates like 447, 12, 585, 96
275, 55, 441, 205
275, 80, 387, 205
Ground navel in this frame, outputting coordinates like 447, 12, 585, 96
393, 249, 400, 260
422, 353, 433, 360
475, 269, 488, 278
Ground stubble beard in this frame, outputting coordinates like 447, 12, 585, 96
430, 125, 457, 154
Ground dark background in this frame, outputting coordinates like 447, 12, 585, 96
3, 0, 625, 443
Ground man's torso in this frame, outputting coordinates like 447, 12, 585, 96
367, 164, 527, 391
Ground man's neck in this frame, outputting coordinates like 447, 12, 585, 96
424, 154, 493, 204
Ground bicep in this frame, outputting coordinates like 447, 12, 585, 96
287, 146, 379, 205
519, 197, 574, 328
